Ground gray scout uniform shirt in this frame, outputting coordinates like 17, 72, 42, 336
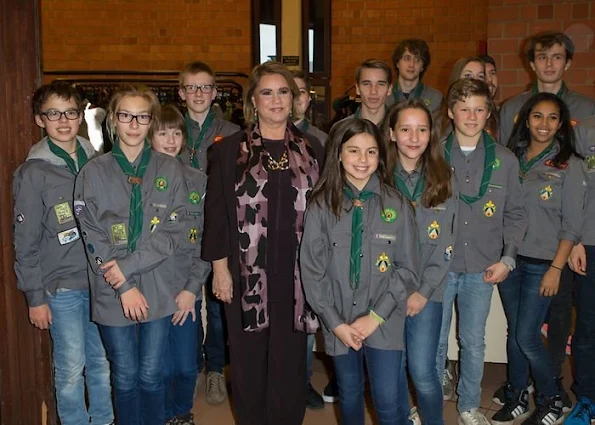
394, 162, 459, 302
174, 164, 211, 298
179, 115, 239, 173
295, 119, 328, 147
74, 151, 189, 326
444, 133, 527, 273
300, 175, 419, 356
574, 115, 595, 246
13, 136, 96, 307
517, 144, 584, 260
500, 87, 595, 145
386, 82, 443, 113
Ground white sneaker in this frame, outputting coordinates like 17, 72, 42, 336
458, 409, 490, 425
409, 406, 422, 425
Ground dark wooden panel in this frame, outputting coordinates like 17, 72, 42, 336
0, 0, 56, 424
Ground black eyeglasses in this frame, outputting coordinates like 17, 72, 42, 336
115, 112, 152, 125
40, 109, 81, 121
182, 84, 216, 94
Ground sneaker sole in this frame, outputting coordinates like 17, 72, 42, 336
306, 403, 325, 410
490, 411, 531, 425
562, 405, 572, 413
322, 395, 338, 403
444, 392, 454, 401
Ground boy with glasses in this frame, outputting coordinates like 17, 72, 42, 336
178, 61, 239, 405
13, 82, 113, 425
387, 39, 443, 113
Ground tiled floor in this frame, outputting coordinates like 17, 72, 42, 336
191, 355, 574, 424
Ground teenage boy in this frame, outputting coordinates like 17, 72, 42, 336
292, 70, 328, 147
479, 55, 499, 100
178, 61, 240, 405
500, 31, 595, 144
565, 115, 595, 425
349, 59, 393, 127
437, 78, 526, 425
387, 38, 443, 113
13, 82, 113, 425
498, 31, 595, 409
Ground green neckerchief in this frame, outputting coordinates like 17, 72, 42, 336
343, 186, 375, 290
300, 119, 310, 132
531, 81, 567, 98
48, 139, 88, 176
392, 81, 424, 103
185, 108, 215, 169
112, 140, 152, 252
394, 167, 425, 203
519, 141, 555, 182
444, 130, 496, 205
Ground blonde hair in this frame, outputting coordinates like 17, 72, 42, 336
106, 84, 160, 141
243, 62, 299, 125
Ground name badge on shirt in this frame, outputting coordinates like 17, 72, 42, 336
57, 227, 80, 245
111, 223, 128, 246
54, 202, 74, 224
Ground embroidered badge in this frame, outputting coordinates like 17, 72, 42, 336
16, 213, 24, 224
189, 191, 201, 204
492, 157, 501, 170
214, 135, 225, 144
545, 159, 568, 170
423, 99, 431, 107
483, 200, 496, 217
540, 185, 553, 201
381, 208, 397, 223
590, 146, 595, 153
571, 119, 578, 127
57, 227, 80, 245
54, 202, 74, 224
74, 200, 85, 216
155, 176, 168, 191
586, 156, 595, 170
427, 220, 440, 240
169, 212, 178, 222
374, 233, 397, 242
87, 243, 95, 254
375, 252, 391, 272
110, 223, 128, 246
94, 257, 104, 265
188, 227, 198, 244
150, 216, 160, 233
444, 245, 453, 261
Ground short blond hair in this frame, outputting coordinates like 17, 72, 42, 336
106, 84, 160, 141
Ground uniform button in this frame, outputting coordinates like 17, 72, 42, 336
387, 240, 391, 244
332, 242, 337, 246
464, 242, 468, 246
353, 301, 357, 306
465, 178, 470, 183
464, 221, 468, 225
359, 254, 364, 257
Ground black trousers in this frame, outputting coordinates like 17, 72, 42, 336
225, 277, 307, 425
546, 265, 574, 378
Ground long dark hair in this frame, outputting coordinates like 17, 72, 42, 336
507, 92, 577, 167
308, 117, 394, 218
384, 99, 452, 208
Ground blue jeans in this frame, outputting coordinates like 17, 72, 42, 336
48, 289, 113, 425
572, 245, 595, 401
306, 333, 315, 383
398, 300, 444, 425
197, 283, 226, 374
333, 346, 409, 425
100, 315, 171, 425
437, 272, 494, 413
498, 259, 557, 397
164, 301, 200, 419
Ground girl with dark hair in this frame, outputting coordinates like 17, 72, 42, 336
385, 99, 458, 425
300, 117, 419, 425
491, 92, 584, 425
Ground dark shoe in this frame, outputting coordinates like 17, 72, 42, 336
521, 395, 564, 425
176, 413, 195, 425
306, 383, 324, 410
322, 378, 338, 403
493, 381, 535, 406
443, 360, 456, 401
556, 377, 573, 413
205, 371, 228, 405
491, 388, 530, 425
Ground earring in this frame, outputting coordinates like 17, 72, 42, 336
253, 108, 258, 122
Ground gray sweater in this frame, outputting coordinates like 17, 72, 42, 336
300, 176, 419, 356
13, 137, 96, 307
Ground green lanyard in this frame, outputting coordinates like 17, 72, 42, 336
392, 81, 424, 104
519, 142, 555, 182
112, 141, 152, 252
531, 81, 567, 98
444, 131, 497, 205
48, 139, 88, 176
394, 169, 425, 204
185, 108, 215, 169
343, 186, 375, 290
300, 119, 310, 133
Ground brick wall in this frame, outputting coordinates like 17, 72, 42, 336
330, 0, 489, 102
41, 0, 252, 75
487, 0, 595, 103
